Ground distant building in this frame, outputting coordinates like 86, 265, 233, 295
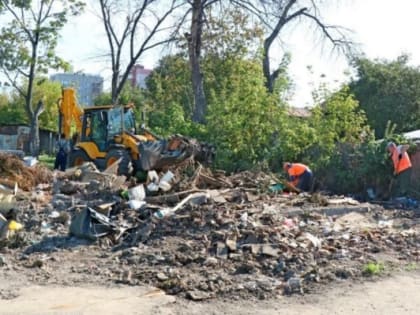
128, 64, 152, 89
50, 73, 103, 106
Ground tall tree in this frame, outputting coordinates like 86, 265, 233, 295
184, 1, 266, 123
148, 7, 266, 124
232, 0, 354, 93
0, 0, 84, 155
97, 0, 184, 105
349, 55, 420, 138
186, 0, 209, 123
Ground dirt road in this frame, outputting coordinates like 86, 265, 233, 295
1, 271, 419, 315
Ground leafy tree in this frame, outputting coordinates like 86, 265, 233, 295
184, 0, 209, 124
182, 2, 266, 123
25, 79, 61, 131
144, 54, 195, 135
146, 54, 193, 119
306, 85, 369, 168
0, 79, 62, 130
0, 92, 26, 125
349, 55, 420, 138
0, 0, 85, 155
205, 58, 285, 171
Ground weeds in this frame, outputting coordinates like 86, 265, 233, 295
363, 262, 385, 276
38, 154, 55, 170
404, 263, 418, 271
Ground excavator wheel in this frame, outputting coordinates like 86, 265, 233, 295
105, 149, 133, 176
69, 149, 91, 167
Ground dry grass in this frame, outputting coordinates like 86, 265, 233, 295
0, 153, 53, 191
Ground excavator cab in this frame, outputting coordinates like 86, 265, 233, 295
70, 105, 141, 172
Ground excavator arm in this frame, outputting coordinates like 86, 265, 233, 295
58, 88, 83, 140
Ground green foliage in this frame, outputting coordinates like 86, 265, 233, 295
0, 91, 27, 124
273, 84, 383, 195
145, 55, 193, 120
202, 7, 264, 60
38, 154, 55, 170
33, 79, 61, 130
0, 102, 27, 125
205, 58, 284, 171
94, 92, 113, 106
316, 115, 416, 195
4, 79, 62, 130
350, 55, 420, 138
363, 262, 385, 276
404, 262, 418, 271
307, 85, 370, 171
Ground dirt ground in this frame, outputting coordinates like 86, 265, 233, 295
0, 270, 419, 315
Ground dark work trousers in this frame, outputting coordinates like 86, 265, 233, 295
394, 168, 412, 197
54, 150, 67, 171
297, 170, 313, 192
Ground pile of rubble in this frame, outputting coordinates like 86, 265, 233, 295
0, 154, 419, 301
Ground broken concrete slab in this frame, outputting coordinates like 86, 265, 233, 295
186, 290, 212, 301
225, 239, 237, 251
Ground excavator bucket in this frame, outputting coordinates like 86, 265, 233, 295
138, 135, 214, 171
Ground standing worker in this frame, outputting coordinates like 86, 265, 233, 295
54, 133, 70, 171
283, 162, 313, 192
387, 141, 412, 196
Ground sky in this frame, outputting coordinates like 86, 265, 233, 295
50, 0, 420, 107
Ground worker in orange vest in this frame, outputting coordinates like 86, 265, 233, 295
283, 162, 313, 192
387, 142, 412, 196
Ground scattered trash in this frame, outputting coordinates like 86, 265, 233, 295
159, 170, 174, 192
128, 184, 145, 201
367, 188, 376, 200
23, 156, 38, 167
153, 192, 210, 220
283, 218, 296, 229
128, 199, 146, 210
69, 207, 118, 240
8, 220, 22, 232
0, 214, 23, 240
269, 183, 284, 193
304, 232, 322, 248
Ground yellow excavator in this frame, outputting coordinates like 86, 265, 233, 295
58, 88, 213, 176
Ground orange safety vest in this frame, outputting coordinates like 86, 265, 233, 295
390, 148, 412, 175
288, 163, 310, 186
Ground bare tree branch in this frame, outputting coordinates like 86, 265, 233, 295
97, 0, 185, 103
232, 0, 356, 93
1, 68, 25, 97
301, 11, 354, 53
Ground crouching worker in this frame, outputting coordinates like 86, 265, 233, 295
387, 141, 412, 196
54, 133, 70, 171
283, 162, 313, 192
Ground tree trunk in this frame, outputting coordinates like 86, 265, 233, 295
111, 70, 119, 105
262, 44, 274, 93
189, 0, 207, 124
29, 116, 41, 157
29, 100, 44, 157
